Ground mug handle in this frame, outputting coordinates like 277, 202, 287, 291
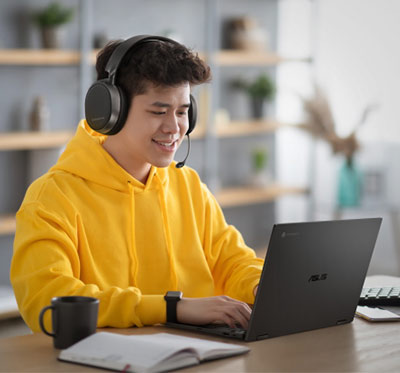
39, 305, 56, 337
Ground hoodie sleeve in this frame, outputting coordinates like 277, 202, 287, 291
201, 185, 264, 304
10, 202, 166, 332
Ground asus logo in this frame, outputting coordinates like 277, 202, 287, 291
281, 232, 299, 238
308, 273, 328, 282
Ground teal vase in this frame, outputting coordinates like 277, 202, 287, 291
337, 158, 362, 207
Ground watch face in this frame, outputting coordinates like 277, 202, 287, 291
165, 291, 183, 300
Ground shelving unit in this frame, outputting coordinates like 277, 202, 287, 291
0, 4, 310, 230
0, 4, 308, 222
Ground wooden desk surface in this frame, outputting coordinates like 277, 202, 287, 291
1, 276, 400, 372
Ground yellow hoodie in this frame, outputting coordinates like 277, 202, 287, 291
10, 120, 263, 332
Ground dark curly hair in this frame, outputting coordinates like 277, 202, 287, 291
95, 37, 211, 105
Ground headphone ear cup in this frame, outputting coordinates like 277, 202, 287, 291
187, 94, 197, 135
105, 86, 128, 135
85, 80, 120, 135
85, 80, 128, 135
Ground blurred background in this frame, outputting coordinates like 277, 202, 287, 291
0, 0, 399, 334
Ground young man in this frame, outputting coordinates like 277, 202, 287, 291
10, 36, 263, 332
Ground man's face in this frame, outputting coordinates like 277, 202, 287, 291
108, 82, 191, 182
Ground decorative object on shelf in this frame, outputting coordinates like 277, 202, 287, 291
214, 108, 231, 128
93, 32, 109, 49
337, 157, 362, 207
225, 16, 269, 51
33, 2, 74, 49
299, 85, 379, 208
29, 96, 50, 132
251, 147, 270, 187
231, 73, 275, 119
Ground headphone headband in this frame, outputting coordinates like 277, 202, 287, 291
105, 35, 178, 83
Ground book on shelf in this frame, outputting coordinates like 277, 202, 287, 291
58, 331, 249, 373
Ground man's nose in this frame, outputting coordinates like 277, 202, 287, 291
162, 112, 180, 133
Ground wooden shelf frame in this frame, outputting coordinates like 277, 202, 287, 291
214, 50, 283, 66
0, 49, 81, 65
216, 184, 309, 208
216, 120, 285, 138
0, 49, 100, 66
0, 131, 74, 151
0, 49, 304, 67
0, 214, 16, 236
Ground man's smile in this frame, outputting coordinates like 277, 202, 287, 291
152, 138, 179, 151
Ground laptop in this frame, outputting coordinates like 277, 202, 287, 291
166, 218, 382, 341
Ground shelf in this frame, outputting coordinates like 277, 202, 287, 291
0, 49, 309, 67
216, 184, 309, 208
214, 50, 283, 66
216, 120, 284, 138
0, 214, 16, 236
0, 131, 74, 151
0, 49, 82, 65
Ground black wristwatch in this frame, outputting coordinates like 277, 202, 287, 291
164, 291, 183, 323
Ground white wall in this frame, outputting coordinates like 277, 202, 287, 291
276, 0, 400, 275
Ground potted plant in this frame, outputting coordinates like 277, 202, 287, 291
251, 147, 270, 187
33, 2, 74, 49
231, 73, 275, 118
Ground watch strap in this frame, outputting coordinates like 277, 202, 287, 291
164, 291, 182, 323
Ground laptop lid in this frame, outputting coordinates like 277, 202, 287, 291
245, 217, 382, 341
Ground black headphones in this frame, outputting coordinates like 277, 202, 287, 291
85, 35, 197, 136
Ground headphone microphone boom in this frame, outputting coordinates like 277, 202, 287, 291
175, 134, 191, 169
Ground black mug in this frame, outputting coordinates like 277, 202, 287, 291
39, 296, 99, 349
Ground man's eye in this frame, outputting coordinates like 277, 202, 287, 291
152, 111, 166, 115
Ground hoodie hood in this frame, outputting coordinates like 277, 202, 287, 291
51, 120, 168, 193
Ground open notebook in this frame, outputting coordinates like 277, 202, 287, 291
59, 332, 249, 372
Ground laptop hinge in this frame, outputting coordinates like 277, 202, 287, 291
336, 319, 348, 325
256, 333, 270, 340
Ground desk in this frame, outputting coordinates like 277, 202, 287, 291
1, 276, 400, 372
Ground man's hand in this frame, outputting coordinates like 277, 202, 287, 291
176, 296, 252, 329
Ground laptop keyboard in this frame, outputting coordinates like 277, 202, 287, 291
359, 287, 400, 307
202, 323, 247, 338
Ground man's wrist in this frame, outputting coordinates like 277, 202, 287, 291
164, 291, 183, 323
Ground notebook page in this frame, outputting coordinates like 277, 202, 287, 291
149, 333, 249, 360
